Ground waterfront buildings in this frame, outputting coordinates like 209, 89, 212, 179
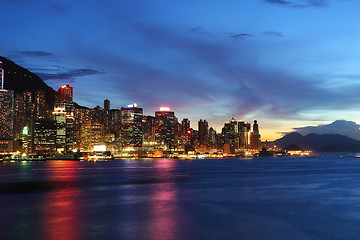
155, 107, 175, 149
52, 106, 67, 152
239, 121, 251, 149
179, 118, 191, 148
0, 64, 265, 155
0, 89, 14, 140
80, 120, 103, 151
120, 104, 143, 150
0, 61, 4, 89
0, 89, 14, 152
250, 120, 262, 150
54, 85, 75, 152
33, 120, 57, 152
198, 119, 209, 146
143, 115, 155, 143
104, 99, 110, 111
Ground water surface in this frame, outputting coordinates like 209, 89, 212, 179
1, 153, 360, 240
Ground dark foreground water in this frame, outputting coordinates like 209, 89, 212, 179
1, 154, 360, 240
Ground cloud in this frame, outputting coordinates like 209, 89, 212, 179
190, 27, 215, 37
230, 33, 254, 40
264, 0, 327, 8
36, 68, 102, 81
294, 120, 360, 140
263, 31, 284, 38
19, 51, 53, 57
82, 23, 340, 120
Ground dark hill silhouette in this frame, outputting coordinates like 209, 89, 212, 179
0, 56, 56, 107
0, 56, 89, 109
274, 132, 360, 152
282, 144, 302, 151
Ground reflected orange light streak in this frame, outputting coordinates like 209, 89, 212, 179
41, 161, 82, 240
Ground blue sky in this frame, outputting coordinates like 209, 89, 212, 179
1, 0, 360, 140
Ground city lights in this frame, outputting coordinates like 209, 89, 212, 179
160, 107, 170, 111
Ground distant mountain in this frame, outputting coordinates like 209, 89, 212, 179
0, 56, 56, 107
294, 120, 360, 141
274, 132, 360, 152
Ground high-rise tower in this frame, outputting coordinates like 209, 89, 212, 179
0, 61, 4, 89
104, 99, 110, 111
250, 120, 261, 150
155, 107, 175, 149
120, 103, 143, 150
198, 119, 209, 146
0, 89, 14, 140
54, 85, 75, 152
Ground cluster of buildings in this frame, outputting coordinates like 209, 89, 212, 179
0, 62, 265, 157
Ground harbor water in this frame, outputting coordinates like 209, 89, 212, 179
1, 153, 360, 240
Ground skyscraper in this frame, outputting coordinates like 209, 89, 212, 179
221, 118, 239, 153
57, 85, 73, 101
120, 104, 143, 150
198, 119, 209, 146
35, 90, 47, 119
250, 120, 261, 150
0, 89, 14, 140
180, 118, 191, 147
81, 120, 103, 151
55, 85, 75, 152
155, 107, 175, 149
0, 61, 4, 89
0, 89, 14, 152
238, 121, 251, 149
142, 115, 155, 143
208, 127, 217, 145
52, 106, 66, 151
104, 99, 110, 111
33, 120, 57, 152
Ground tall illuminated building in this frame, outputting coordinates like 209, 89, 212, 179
0, 89, 14, 139
238, 121, 251, 149
198, 119, 209, 146
0, 89, 14, 152
81, 120, 103, 151
55, 85, 75, 151
209, 127, 217, 145
0, 62, 14, 152
35, 90, 47, 119
250, 120, 261, 150
57, 84, 73, 101
155, 107, 175, 149
221, 118, 239, 153
33, 120, 57, 152
120, 103, 143, 150
142, 115, 155, 143
179, 118, 191, 147
0, 61, 4, 89
52, 106, 66, 151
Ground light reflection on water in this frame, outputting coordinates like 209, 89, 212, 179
42, 161, 82, 240
1, 155, 360, 240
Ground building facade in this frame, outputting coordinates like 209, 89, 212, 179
120, 104, 143, 150
155, 108, 175, 149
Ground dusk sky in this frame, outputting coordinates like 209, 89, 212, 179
1, 0, 360, 140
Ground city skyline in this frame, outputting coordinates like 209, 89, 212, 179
1, 0, 360, 140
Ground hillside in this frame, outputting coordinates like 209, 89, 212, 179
0, 56, 56, 107
274, 132, 360, 152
